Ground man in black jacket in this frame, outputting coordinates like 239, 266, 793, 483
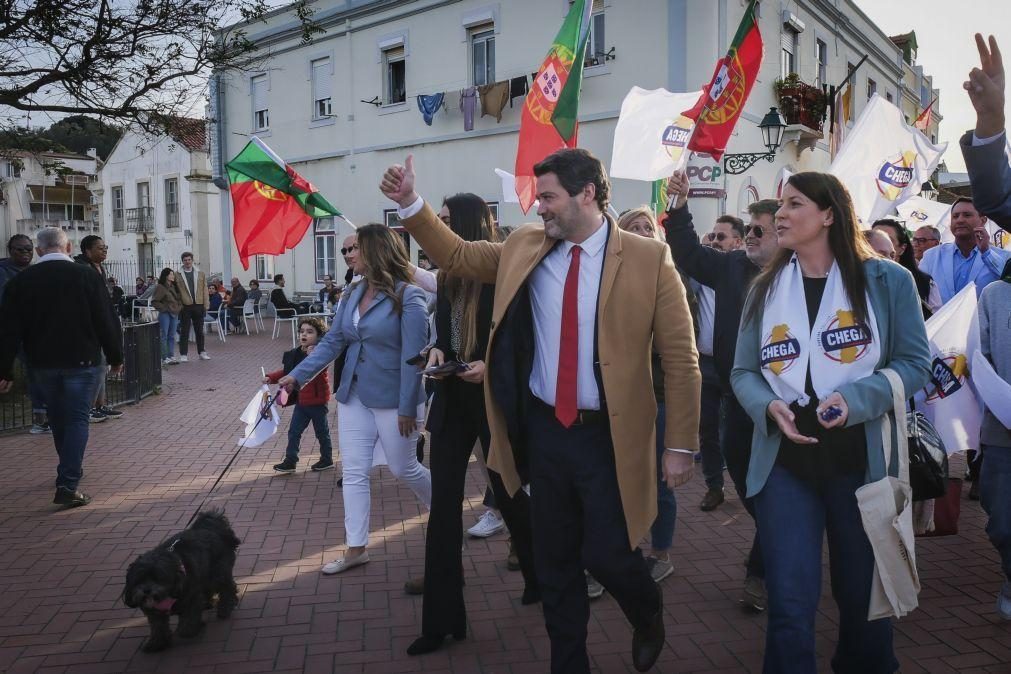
0, 228, 124, 508
664, 172, 780, 611
74, 235, 123, 421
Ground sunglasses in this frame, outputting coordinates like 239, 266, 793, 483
744, 225, 765, 238
706, 232, 729, 242
10, 246, 32, 253
911, 237, 939, 245
340, 244, 359, 255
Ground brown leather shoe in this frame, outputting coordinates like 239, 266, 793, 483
699, 487, 725, 512
506, 538, 520, 571
404, 576, 425, 595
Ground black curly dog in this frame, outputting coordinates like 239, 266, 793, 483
123, 510, 241, 652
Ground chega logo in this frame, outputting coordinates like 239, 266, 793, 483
875, 151, 916, 201
817, 310, 872, 364
761, 324, 800, 375
995, 229, 1008, 250
908, 209, 929, 222
924, 352, 968, 402
660, 115, 693, 163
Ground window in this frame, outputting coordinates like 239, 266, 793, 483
867, 78, 877, 100
781, 29, 797, 79
112, 186, 124, 231
314, 217, 337, 281
815, 39, 827, 88
255, 255, 275, 282
585, 1, 606, 68
311, 57, 332, 118
165, 178, 178, 228
251, 74, 269, 131
382, 47, 406, 105
137, 182, 150, 208
886, 92, 894, 103
471, 27, 495, 86
486, 201, 500, 224
2, 160, 20, 178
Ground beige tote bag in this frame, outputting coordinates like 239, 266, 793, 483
855, 368, 920, 620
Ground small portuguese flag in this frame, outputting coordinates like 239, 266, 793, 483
681, 0, 763, 161
513, 0, 593, 213
226, 137, 342, 270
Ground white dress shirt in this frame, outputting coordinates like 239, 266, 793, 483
527, 218, 608, 410
691, 282, 716, 357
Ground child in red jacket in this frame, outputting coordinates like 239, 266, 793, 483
264, 317, 334, 474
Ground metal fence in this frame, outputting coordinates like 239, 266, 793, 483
0, 321, 163, 432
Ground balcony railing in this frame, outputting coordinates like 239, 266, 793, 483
125, 206, 154, 233
16, 218, 95, 231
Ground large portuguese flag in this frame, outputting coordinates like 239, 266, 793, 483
226, 137, 342, 270
681, 0, 763, 161
514, 0, 593, 213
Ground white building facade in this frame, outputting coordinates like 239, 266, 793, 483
0, 150, 99, 250
97, 119, 224, 280
213, 0, 927, 293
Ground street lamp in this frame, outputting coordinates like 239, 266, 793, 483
723, 107, 788, 175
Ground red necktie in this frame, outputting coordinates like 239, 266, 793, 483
555, 245, 581, 427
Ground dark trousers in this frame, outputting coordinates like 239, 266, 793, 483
178, 304, 206, 355
721, 393, 764, 579
284, 404, 332, 463
980, 443, 1011, 582
527, 398, 660, 674
421, 383, 537, 637
756, 466, 896, 674
699, 355, 725, 490
34, 367, 102, 491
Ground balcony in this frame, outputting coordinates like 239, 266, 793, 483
774, 75, 826, 135
16, 218, 95, 231
125, 207, 154, 233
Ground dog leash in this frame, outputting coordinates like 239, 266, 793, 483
185, 390, 281, 527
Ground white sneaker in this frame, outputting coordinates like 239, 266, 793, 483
467, 510, 506, 538
162, 358, 171, 366
199, 352, 211, 361
178, 355, 188, 362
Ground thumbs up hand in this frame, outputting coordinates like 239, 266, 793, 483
380, 154, 420, 209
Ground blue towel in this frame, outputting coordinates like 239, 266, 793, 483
417, 93, 445, 126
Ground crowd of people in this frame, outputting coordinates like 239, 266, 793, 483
2, 30, 1011, 674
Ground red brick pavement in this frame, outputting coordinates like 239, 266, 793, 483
0, 329, 1007, 673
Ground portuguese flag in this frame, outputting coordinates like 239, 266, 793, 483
514, 0, 593, 213
226, 137, 342, 270
681, 0, 763, 161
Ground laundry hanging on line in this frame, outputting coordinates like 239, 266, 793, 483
460, 86, 477, 131
478, 81, 510, 122
416, 93, 445, 126
509, 75, 529, 107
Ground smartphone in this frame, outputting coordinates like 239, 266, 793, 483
405, 353, 426, 366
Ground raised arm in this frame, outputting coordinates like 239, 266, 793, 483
381, 155, 501, 284
664, 203, 732, 287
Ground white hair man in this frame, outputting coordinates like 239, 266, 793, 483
0, 227, 124, 507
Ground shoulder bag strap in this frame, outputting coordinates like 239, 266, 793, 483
878, 368, 909, 485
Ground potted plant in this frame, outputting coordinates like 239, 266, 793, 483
773, 74, 827, 132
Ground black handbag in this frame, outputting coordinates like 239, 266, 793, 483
906, 407, 948, 501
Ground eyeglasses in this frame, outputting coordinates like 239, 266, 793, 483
744, 225, 765, 239
340, 244, 359, 255
10, 246, 32, 253
911, 237, 939, 245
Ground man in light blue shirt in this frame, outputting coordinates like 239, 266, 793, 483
919, 197, 1010, 303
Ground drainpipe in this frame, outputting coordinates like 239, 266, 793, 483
209, 71, 232, 280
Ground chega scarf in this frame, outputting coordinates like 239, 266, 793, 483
759, 255, 880, 406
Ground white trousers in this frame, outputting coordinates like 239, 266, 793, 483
338, 391, 431, 548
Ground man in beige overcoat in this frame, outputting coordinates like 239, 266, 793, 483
175, 251, 210, 361
381, 148, 700, 674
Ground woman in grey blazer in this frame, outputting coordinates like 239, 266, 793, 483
731, 173, 930, 674
280, 224, 431, 575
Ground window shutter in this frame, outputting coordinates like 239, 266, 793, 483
385, 46, 404, 62
312, 58, 331, 101
251, 75, 267, 111
781, 30, 795, 54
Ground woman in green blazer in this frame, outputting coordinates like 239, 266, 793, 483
731, 172, 930, 674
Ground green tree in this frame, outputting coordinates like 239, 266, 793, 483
41, 116, 122, 161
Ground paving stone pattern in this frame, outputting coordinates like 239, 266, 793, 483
0, 330, 1007, 673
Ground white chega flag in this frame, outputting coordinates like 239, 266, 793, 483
896, 196, 951, 238
610, 86, 702, 181
830, 94, 947, 225
238, 384, 280, 447
912, 283, 982, 454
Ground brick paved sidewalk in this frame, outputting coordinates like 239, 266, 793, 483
0, 329, 1007, 673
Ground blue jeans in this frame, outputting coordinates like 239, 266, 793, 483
284, 404, 333, 462
980, 443, 1011, 582
158, 312, 179, 359
699, 355, 725, 490
33, 367, 103, 491
651, 402, 677, 551
755, 465, 897, 674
